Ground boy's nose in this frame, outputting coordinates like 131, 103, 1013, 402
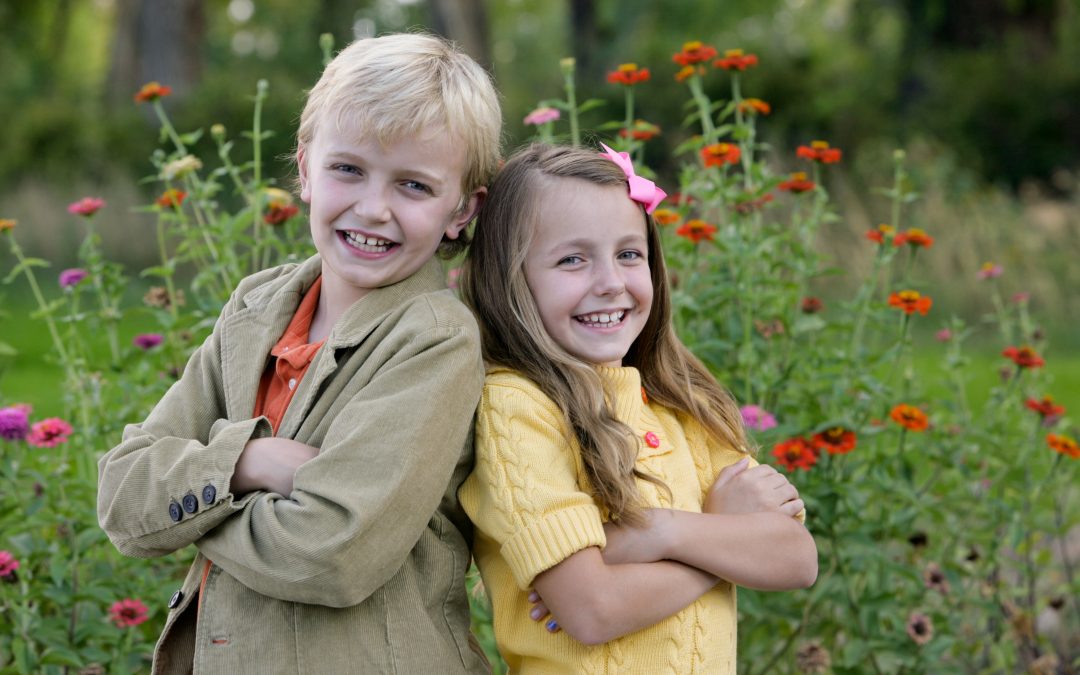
354, 186, 392, 224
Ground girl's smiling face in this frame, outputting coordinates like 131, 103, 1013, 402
523, 178, 653, 367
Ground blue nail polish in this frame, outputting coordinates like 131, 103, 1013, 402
546, 619, 558, 631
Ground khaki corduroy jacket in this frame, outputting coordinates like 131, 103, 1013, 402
97, 255, 489, 674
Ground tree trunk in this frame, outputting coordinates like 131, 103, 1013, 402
427, 0, 493, 70
105, 0, 205, 107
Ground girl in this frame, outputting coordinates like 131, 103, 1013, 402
459, 143, 817, 674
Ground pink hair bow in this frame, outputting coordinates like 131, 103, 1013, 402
599, 143, 667, 214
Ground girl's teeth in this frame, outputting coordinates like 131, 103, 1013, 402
578, 311, 625, 325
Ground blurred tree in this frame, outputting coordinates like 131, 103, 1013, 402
106, 0, 206, 107
428, 0, 493, 69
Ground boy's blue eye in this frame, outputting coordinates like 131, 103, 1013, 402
403, 180, 432, 194
332, 163, 361, 175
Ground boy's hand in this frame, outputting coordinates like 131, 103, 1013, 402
704, 458, 803, 517
601, 510, 671, 565
231, 437, 319, 497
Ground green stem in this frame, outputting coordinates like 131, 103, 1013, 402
152, 100, 187, 155
8, 236, 70, 365
563, 64, 580, 147
251, 80, 268, 274
687, 75, 716, 141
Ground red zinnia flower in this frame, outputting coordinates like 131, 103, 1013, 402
607, 63, 651, 86
772, 436, 819, 471
1047, 433, 1080, 459
701, 142, 741, 167
109, 598, 150, 628
67, 197, 106, 217
1025, 396, 1064, 422
714, 48, 759, 71
778, 172, 815, 193
733, 193, 774, 214
1003, 345, 1045, 369
652, 208, 680, 226
619, 120, 661, 141
893, 228, 934, 248
27, 418, 74, 447
796, 140, 842, 164
866, 224, 896, 244
800, 296, 823, 314
264, 203, 300, 226
156, 189, 187, 209
737, 98, 771, 115
134, 82, 172, 103
811, 427, 856, 455
888, 290, 932, 315
673, 41, 718, 66
675, 219, 718, 244
890, 404, 929, 432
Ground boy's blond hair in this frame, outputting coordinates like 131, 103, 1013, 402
298, 33, 502, 256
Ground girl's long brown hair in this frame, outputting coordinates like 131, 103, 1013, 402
460, 143, 747, 524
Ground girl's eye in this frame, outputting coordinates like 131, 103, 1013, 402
618, 250, 644, 261
558, 255, 583, 266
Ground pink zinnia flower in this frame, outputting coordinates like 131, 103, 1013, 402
740, 404, 777, 431
27, 418, 73, 448
523, 107, 560, 126
59, 268, 89, 289
133, 333, 164, 350
0, 404, 32, 441
906, 612, 933, 645
0, 550, 20, 580
1012, 292, 1030, 304
977, 262, 1003, 280
67, 197, 106, 217
109, 598, 150, 628
447, 267, 461, 290
935, 328, 952, 342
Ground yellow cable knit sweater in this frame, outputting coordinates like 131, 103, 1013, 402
460, 366, 751, 675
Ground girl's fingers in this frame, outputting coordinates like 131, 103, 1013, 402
545, 618, 560, 633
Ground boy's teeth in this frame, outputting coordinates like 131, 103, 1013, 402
343, 231, 393, 249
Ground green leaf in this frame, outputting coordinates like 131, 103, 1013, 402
3, 257, 50, 283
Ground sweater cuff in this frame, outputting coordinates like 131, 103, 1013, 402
501, 504, 607, 590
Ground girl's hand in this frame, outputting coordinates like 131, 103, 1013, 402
704, 457, 803, 517
601, 509, 671, 565
527, 590, 561, 633
231, 437, 319, 496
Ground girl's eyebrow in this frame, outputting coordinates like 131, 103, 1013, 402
546, 234, 647, 255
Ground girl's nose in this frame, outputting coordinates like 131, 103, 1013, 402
593, 263, 626, 296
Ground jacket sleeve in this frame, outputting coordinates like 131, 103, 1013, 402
97, 289, 273, 558
459, 381, 607, 591
195, 323, 484, 608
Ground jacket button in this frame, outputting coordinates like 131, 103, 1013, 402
202, 484, 217, 505
168, 590, 184, 609
182, 493, 199, 514
168, 501, 183, 522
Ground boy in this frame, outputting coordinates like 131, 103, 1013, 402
98, 33, 501, 674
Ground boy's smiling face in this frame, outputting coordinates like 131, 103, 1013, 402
298, 123, 480, 307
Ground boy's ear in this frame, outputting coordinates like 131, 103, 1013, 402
446, 186, 487, 240
297, 143, 312, 203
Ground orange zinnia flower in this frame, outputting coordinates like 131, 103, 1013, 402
1047, 433, 1080, 459
733, 193, 774, 214
772, 436, 819, 471
134, 81, 172, 103
894, 228, 934, 248
264, 203, 299, 226
801, 297, 823, 314
607, 63, 651, 86
714, 48, 759, 71
796, 140, 842, 164
676, 219, 718, 243
619, 119, 661, 141
673, 41, 718, 66
674, 65, 702, 82
811, 427, 856, 455
1003, 345, 1045, 369
891, 404, 929, 432
737, 98, 771, 115
866, 224, 896, 244
1025, 396, 1065, 420
778, 172, 815, 193
701, 142, 741, 167
888, 290, 932, 315
652, 208, 680, 226
156, 189, 187, 208
0, 218, 15, 233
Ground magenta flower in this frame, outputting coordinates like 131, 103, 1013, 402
935, 328, 952, 342
0, 550, 20, 581
1012, 292, 1030, 304
523, 107, 560, 126
67, 197, 106, 217
133, 333, 164, 350
977, 262, 1003, 280
109, 598, 150, 628
740, 404, 777, 431
447, 267, 461, 290
0, 404, 32, 441
59, 268, 89, 289
27, 418, 73, 447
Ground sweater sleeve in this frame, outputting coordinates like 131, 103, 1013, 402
194, 322, 484, 607
97, 286, 273, 558
459, 378, 606, 590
